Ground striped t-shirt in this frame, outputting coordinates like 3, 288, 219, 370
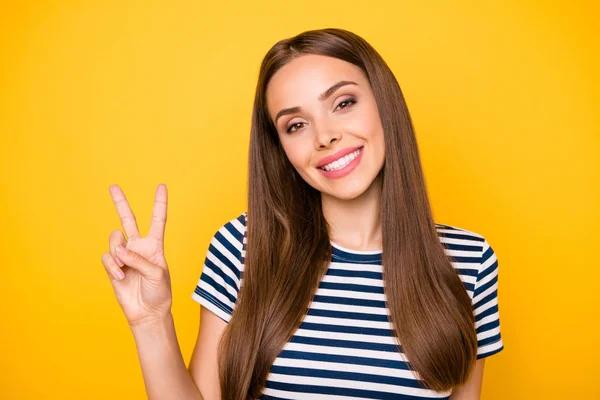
192, 212, 504, 399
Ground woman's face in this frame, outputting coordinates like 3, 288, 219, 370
266, 54, 385, 201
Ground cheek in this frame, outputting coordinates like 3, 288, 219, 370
281, 140, 311, 170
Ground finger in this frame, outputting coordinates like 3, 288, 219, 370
147, 184, 168, 241
109, 230, 127, 267
115, 244, 158, 277
102, 252, 126, 281
109, 185, 141, 240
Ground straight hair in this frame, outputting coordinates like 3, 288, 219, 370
217, 28, 478, 399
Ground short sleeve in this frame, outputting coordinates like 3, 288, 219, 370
191, 213, 246, 323
473, 238, 504, 359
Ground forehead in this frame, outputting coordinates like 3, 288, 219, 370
266, 54, 366, 115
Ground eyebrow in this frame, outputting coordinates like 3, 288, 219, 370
274, 80, 358, 125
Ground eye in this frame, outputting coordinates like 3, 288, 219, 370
286, 122, 306, 134
335, 97, 357, 111
284, 98, 357, 134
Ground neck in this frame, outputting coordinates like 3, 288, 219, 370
321, 172, 383, 251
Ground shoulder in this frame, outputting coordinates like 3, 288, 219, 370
435, 222, 485, 242
204, 212, 247, 276
209, 212, 247, 254
434, 222, 498, 295
435, 222, 488, 257
192, 212, 247, 322
216, 212, 247, 242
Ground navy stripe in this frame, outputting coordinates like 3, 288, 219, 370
326, 268, 383, 280
461, 281, 475, 293
290, 334, 403, 353
307, 307, 390, 322
199, 274, 237, 305
474, 274, 498, 298
319, 281, 385, 294
211, 232, 241, 279
265, 381, 445, 400
196, 287, 233, 316
476, 319, 500, 335
270, 365, 424, 389
446, 255, 481, 263
203, 257, 239, 295
299, 321, 394, 337
478, 334, 502, 348
477, 342, 504, 360
441, 242, 484, 252
473, 289, 498, 310
332, 254, 382, 264
312, 294, 386, 308
454, 267, 478, 277
278, 349, 411, 370
475, 303, 498, 322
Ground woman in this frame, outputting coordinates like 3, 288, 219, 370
103, 28, 503, 400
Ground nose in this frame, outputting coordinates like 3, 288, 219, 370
314, 123, 342, 149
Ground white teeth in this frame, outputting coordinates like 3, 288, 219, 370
322, 148, 361, 172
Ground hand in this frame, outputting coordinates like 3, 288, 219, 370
101, 184, 173, 327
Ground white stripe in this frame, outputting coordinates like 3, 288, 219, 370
294, 328, 398, 345
283, 341, 407, 362
262, 387, 370, 400
308, 301, 390, 316
445, 249, 484, 258
191, 292, 231, 322
198, 280, 234, 310
200, 265, 238, 300
329, 262, 382, 272
314, 288, 385, 301
321, 274, 384, 287
474, 296, 497, 315
208, 238, 241, 286
477, 325, 501, 341
475, 310, 500, 330
477, 338, 503, 355
439, 236, 486, 246
473, 280, 499, 305
265, 373, 451, 398
303, 314, 392, 330
273, 357, 417, 380
436, 226, 484, 239
228, 217, 245, 237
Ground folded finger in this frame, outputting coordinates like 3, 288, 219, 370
101, 252, 125, 281
109, 230, 127, 267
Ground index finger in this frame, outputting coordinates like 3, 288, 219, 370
109, 184, 141, 240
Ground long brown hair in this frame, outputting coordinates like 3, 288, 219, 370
217, 28, 478, 399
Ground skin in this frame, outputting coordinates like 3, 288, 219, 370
102, 53, 485, 399
266, 54, 385, 250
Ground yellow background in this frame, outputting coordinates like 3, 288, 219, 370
1, 0, 598, 398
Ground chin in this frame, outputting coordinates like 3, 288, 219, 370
320, 180, 374, 201
298, 169, 380, 201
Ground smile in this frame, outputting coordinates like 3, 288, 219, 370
317, 146, 364, 179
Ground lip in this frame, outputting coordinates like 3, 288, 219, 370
316, 145, 364, 169
317, 146, 364, 180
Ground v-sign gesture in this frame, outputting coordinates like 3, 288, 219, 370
102, 184, 173, 327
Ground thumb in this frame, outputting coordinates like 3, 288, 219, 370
115, 244, 156, 277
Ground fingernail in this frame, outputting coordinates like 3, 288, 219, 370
114, 269, 125, 280
115, 256, 124, 267
116, 244, 123, 255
